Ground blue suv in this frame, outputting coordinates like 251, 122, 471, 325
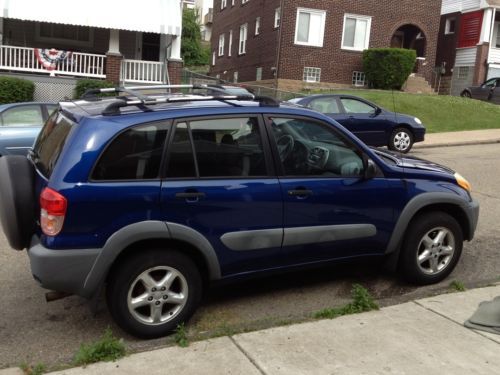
0, 85, 479, 338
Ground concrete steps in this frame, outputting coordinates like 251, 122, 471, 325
403, 74, 435, 94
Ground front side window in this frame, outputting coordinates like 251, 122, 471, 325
269, 117, 364, 177
308, 97, 340, 114
239, 24, 248, 54
294, 8, 326, 47
92, 123, 169, 180
340, 98, 375, 114
342, 14, 372, 51
1, 105, 44, 126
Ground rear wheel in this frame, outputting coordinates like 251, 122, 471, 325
389, 127, 414, 153
461, 91, 471, 98
399, 212, 463, 285
106, 249, 202, 339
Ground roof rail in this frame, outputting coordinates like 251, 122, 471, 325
81, 84, 280, 115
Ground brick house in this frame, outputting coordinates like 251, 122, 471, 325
0, 0, 184, 101
209, 0, 441, 92
436, 0, 500, 96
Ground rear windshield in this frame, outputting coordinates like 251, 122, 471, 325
32, 111, 73, 178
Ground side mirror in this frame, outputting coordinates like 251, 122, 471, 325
375, 107, 382, 115
364, 159, 378, 179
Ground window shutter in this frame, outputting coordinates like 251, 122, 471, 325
458, 11, 483, 48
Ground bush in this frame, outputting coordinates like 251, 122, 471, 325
363, 48, 417, 90
0, 77, 35, 104
74, 79, 115, 99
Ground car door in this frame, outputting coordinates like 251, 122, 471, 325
0, 104, 45, 155
471, 78, 497, 101
265, 115, 400, 266
160, 115, 284, 277
488, 80, 500, 104
338, 97, 388, 146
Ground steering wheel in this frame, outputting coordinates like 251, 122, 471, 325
276, 134, 295, 162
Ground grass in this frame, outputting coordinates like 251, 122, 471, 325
306, 89, 500, 133
449, 280, 467, 292
73, 328, 126, 366
174, 323, 189, 348
314, 284, 379, 319
20, 363, 46, 375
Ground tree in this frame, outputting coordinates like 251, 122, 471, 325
181, 8, 209, 66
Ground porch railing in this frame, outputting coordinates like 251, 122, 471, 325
121, 59, 166, 84
0, 45, 106, 78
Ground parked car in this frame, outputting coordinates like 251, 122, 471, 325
460, 77, 500, 104
0, 102, 57, 156
0, 86, 478, 339
207, 84, 254, 98
289, 94, 425, 153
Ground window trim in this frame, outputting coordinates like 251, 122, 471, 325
294, 8, 327, 47
239, 23, 248, 55
163, 114, 275, 180
221, 0, 227, 10
303, 66, 321, 83
274, 7, 281, 28
341, 13, 372, 52
445, 17, 456, 35
218, 34, 225, 56
228, 29, 233, 56
255, 17, 261, 35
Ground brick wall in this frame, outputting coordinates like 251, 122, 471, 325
168, 59, 183, 85
211, 0, 441, 87
436, 13, 461, 77
105, 54, 122, 84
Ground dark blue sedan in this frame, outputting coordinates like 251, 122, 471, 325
0, 102, 56, 156
289, 94, 426, 153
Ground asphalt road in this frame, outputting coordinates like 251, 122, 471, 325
1, 143, 499, 370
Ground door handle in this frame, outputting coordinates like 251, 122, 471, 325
175, 191, 206, 200
288, 189, 313, 197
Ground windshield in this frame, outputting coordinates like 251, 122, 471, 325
32, 111, 74, 178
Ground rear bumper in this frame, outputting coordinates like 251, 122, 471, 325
28, 236, 100, 298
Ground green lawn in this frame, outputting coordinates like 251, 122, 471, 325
308, 90, 500, 133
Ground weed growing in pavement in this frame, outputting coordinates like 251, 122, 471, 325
20, 362, 46, 375
73, 327, 126, 365
175, 323, 189, 347
313, 284, 379, 319
449, 280, 466, 292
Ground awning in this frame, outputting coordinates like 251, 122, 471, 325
0, 0, 182, 36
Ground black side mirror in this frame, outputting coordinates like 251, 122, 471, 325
364, 159, 378, 179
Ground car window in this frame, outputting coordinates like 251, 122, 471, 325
308, 97, 340, 114
269, 117, 364, 177
166, 122, 197, 179
1, 105, 43, 126
46, 105, 58, 116
483, 78, 497, 87
92, 122, 169, 180
340, 98, 376, 114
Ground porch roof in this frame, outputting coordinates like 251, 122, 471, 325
0, 0, 182, 36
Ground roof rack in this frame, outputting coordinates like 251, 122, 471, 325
80, 84, 280, 115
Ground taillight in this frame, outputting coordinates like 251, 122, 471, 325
40, 187, 67, 236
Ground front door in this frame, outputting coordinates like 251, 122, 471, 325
471, 78, 497, 101
266, 116, 399, 266
142, 33, 160, 61
160, 115, 283, 277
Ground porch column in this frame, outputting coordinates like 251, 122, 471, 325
168, 35, 183, 85
474, 8, 494, 85
0, 17, 3, 45
106, 29, 123, 85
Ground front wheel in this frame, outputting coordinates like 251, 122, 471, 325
461, 90, 471, 98
388, 127, 414, 153
106, 249, 202, 339
399, 212, 463, 285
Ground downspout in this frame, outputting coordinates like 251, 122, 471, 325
274, 0, 285, 91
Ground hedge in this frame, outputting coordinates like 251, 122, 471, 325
74, 79, 115, 99
0, 77, 35, 104
362, 48, 417, 90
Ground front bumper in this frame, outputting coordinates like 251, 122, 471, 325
466, 198, 480, 241
28, 236, 100, 298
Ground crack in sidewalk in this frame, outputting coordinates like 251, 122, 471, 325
229, 336, 267, 375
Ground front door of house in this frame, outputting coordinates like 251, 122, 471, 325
142, 33, 160, 61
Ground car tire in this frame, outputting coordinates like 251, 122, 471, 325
461, 91, 471, 98
0, 155, 36, 250
388, 127, 414, 154
399, 212, 463, 285
106, 249, 203, 339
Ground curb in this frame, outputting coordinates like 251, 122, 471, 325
414, 138, 500, 149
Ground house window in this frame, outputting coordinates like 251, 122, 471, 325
242, 0, 249, 3
218, 34, 225, 56
256, 67, 262, 81
352, 71, 366, 87
234, 71, 239, 83
303, 67, 321, 83
458, 66, 469, 79
341, 14, 372, 51
232, 0, 235, 5
228, 30, 233, 56
255, 17, 261, 35
274, 7, 281, 28
212, 51, 216, 66
221, 0, 227, 9
294, 8, 326, 47
36, 23, 93, 47
239, 24, 248, 54
445, 17, 456, 35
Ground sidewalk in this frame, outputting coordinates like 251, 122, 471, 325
3, 284, 499, 375
415, 128, 500, 148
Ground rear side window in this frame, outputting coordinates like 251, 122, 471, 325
2, 105, 44, 126
33, 111, 73, 178
92, 122, 169, 180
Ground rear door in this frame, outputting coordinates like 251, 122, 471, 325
265, 115, 398, 265
160, 115, 283, 277
0, 104, 45, 155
